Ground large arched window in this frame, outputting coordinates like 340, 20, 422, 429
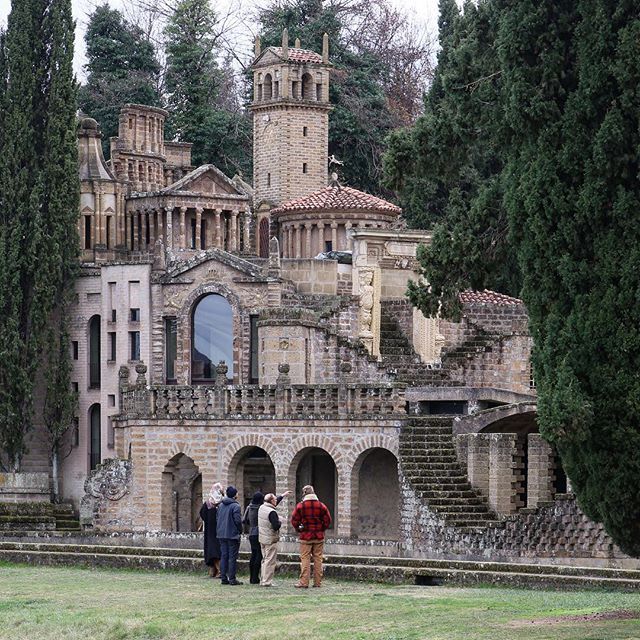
191, 294, 233, 383
89, 404, 101, 470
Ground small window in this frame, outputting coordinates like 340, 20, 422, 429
84, 216, 92, 250
316, 83, 322, 101
130, 308, 140, 322
129, 331, 141, 361
72, 382, 79, 393
303, 163, 308, 174
325, 240, 332, 252
108, 332, 116, 361
72, 341, 78, 360
111, 309, 117, 322
303, 126, 308, 137
165, 317, 177, 384
267, 173, 271, 187
190, 218, 197, 249
108, 394, 116, 407
73, 417, 79, 447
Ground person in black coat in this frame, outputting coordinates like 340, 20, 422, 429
199, 482, 223, 578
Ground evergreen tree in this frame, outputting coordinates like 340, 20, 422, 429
164, 0, 251, 174
0, 0, 79, 472
79, 5, 161, 157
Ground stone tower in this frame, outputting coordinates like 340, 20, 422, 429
250, 30, 331, 216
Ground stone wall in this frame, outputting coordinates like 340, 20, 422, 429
281, 259, 352, 296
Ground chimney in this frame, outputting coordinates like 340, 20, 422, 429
282, 28, 289, 59
322, 32, 329, 63
254, 35, 261, 58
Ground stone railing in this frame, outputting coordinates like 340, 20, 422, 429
120, 382, 406, 420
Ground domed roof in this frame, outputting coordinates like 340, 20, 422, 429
271, 185, 401, 216
79, 116, 99, 131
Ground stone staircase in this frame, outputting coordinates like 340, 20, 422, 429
379, 311, 501, 388
1, 540, 639, 590
0, 502, 80, 533
400, 416, 502, 531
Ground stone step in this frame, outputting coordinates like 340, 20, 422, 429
1, 541, 639, 590
430, 504, 491, 514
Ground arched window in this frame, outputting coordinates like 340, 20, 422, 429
301, 73, 313, 99
89, 315, 101, 389
89, 404, 101, 470
191, 294, 233, 383
264, 73, 273, 100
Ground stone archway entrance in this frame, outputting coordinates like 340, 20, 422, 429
161, 453, 202, 531
352, 448, 400, 540
294, 448, 337, 533
232, 447, 276, 509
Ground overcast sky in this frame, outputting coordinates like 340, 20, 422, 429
0, 0, 439, 78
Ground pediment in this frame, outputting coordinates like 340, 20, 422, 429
162, 248, 265, 283
253, 49, 283, 68
162, 165, 245, 197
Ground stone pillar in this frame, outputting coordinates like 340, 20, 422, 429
133, 211, 140, 251
179, 206, 187, 249
467, 434, 490, 498
165, 207, 173, 249
195, 206, 202, 250
345, 222, 353, 251
95, 189, 103, 245
304, 223, 312, 258
214, 209, 221, 248
230, 210, 238, 251
488, 433, 523, 515
243, 211, 250, 252
317, 222, 325, 254
155, 209, 162, 244
149, 208, 156, 245
526, 433, 555, 509
331, 223, 338, 252
292, 224, 300, 258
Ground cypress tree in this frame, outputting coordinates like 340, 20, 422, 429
0, 0, 79, 473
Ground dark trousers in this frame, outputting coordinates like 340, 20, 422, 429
219, 538, 240, 582
248, 534, 262, 584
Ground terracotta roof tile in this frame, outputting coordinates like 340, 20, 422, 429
459, 289, 523, 306
272, 47, 324, 64
272, 185, 401, 215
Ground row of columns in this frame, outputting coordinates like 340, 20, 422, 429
282, 221, 342, 258
81, 188, 126, 251
126, 206, 250, 253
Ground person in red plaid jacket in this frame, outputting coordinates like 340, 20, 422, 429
290, 484, 332, 588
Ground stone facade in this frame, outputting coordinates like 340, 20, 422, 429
16, 34, 628, 567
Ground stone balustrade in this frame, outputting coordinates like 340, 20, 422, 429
120, 382, 406, 420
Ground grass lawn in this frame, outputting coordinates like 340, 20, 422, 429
1, 562, 640, 639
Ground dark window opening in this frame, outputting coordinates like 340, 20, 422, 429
129, 331, 140, 361
419, 400, 467, 415
106, 217, 111, 248
72, 341, 78, 360
190, 218, 196, 249
324, 240, 332, 252
130, 308, 140, 322
165, 317, 177, 384
267, 173, 271, 187
130, 216, 135, 250
145, 215, 150, 246
89, 404, 101, 470
303, 126, 308, 137
316, 83, 322, 101
258, 218, 270, 258
302, 163, 307, 174
84, 216, 92, 249
111, 309, 117, 322
200, 219, 206, 250
108, 332, 116, 361
89, 315, 101, 389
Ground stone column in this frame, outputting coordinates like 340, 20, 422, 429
243, 211, 250, 252
133, 211, 140, 251
165, 207, 173, 249
179, 206, 187, 249
467, 434, 490, 498
345, 222, 353, 251
195, 206, 203, 250
149, 208, 156, 245
304, 223, 312, 258
293, 224, 301, 258
95, 189, 103, 245
214, 209, 221, 248
317, 222, 325, 254
526, 433, 555, 509
331, 222, 338, 252
488, 433, 523, 515
230, 210, 238, 251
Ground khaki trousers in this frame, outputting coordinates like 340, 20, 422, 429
299, 540, 324, 587
260, 541, 278, 586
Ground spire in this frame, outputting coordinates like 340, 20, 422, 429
254, 35, 261, 58
294, 37, 301, 48
282, 28, 289, 59
322, 32, 329, 63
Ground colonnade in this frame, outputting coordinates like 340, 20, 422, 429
126, 205, 251, 253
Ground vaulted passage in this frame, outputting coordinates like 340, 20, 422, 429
294, 448, 337, 533
161, 453, 201, 532
230, 447, 276, 509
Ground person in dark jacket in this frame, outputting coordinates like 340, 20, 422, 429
216, 485, 243, 585
291, 484, 332, 588
199, 482, 223, 577
243, 490, 291, 584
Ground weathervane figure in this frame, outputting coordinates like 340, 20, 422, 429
328, 155, 344, 187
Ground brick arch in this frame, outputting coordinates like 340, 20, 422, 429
177, 282, 244, 385
221, 433, 282, 485
283, 434, 346, 482
345, 435, 399, 471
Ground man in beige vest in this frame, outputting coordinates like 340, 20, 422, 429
258, 493, 283, 586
